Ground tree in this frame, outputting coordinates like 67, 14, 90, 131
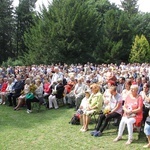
134, 13, 150, 42
15, 0, 37, 57
120, 0, 139, 16
24, 0, 102, 64
129, 35, 150, 63
0, 0, 15, 64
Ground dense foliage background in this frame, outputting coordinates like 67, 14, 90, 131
0, 0, 150, 66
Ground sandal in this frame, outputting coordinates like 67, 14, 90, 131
125, 139, 133, 145
143, 144, 150, 148
81, 128, 88, 132
113, 136, 122, 142
80, 126, 84, 131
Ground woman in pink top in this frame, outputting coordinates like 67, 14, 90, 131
113, 84, 143, 145
43, 77, 51, 97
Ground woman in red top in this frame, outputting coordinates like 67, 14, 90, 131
113, 84, 143, 145
0, 77, 8, 104
43, 77, 51, 97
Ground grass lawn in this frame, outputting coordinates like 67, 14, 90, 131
0, 105, 147, 150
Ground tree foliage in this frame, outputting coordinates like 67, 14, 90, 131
15, 0, 37, 56
0, 0, 150, 65
24, 0, 102, 64
0, 0, 15, 63
120, 0, 139, 16
129, 35, 150, 63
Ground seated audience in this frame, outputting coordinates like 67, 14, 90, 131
65, 76, 77, 107
77, 89, 91, 124
26, 79, 43, 113
80, 83, 102, 132
43, 77, 51, 97
1, 78, 14, 105
121, 79, 132, 104
68, 77, 87, 110
117, 77, 125, 94
91, 86, 122, 137
113, 84, 143, 145
48, 78, 64, 109
8, 75, 24, 107
14, 78, 31, 110
0, 77, 8, 104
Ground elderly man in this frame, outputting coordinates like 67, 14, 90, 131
7, 75, 24, 107
51, 67, 63, 85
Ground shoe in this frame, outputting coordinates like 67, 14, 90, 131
27, 109, 32, 113
143, 144, 150, 148
113, 136, 122, 142
3, 102, 5, 105
125, 139, 133, 145
94, 131, 102, 137
90, 130, 97, 136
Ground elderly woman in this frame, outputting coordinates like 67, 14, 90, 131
1, 78, 13, 105
26, 79, 43, 113
14, 78, 31, 110
113, 84, 143, 145
0, 77, 8, 105
91, 86, 122, 137
80, 83, 102, 132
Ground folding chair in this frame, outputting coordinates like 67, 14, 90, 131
32, 102, 41, 112
107, 115, 122, 130
32, 97, 44, 112
91, 110, 103, 128
57, 98, 65, 107
133, 121, 143, 140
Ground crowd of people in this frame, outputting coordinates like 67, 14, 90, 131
0, 62, 150, 148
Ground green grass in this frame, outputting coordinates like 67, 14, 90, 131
0, 105, 147, 150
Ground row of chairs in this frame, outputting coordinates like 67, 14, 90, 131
32, 97, 65, 112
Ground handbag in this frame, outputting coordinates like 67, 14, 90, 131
144, 102, 150, 109
25, 93, 34, 99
